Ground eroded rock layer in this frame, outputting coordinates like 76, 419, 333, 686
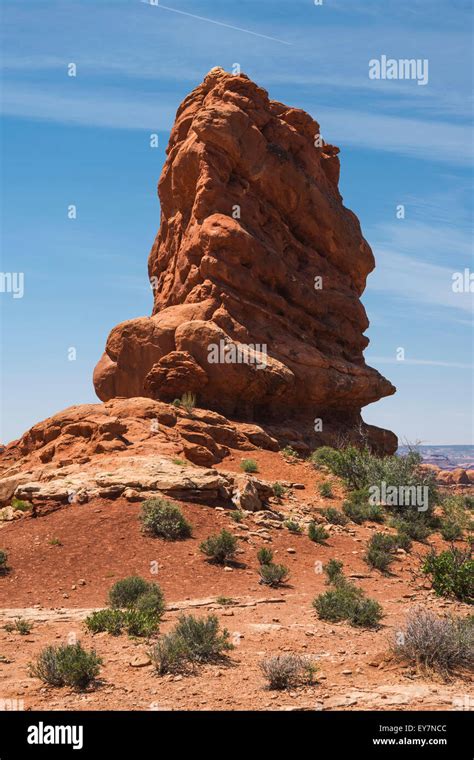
93, 69, 396, 451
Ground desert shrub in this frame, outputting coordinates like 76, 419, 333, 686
310, 446, 439, 509
240, 459, 258, 473
4, 618, 32, 635
124, 609, 161, 638
308, 522, 329, 544
342, 491, 384, 524
272, 482, 286, 498
260, 654, 317, 690
180, 391, 196, 412
140, 498, 192, 540
259, 562, 290, 587
230, 510, 244, 523
395, 531, 412, 552
11, 498, 32, 512
108, 577, 161, 609
85, 609, 125, 636
284, 520, 302, 534
133, 588, 165, 618
318, 482, 333, 498
393, 608, 474, 677
281, 445, 299, 460
257, 547, 273, 566
0, 551, 8, 574
150, 630, 191, 675
200, 529, 237, 564
29, 643, 102, 690
313, 562, 382, 628
324, 558, 344, 584
151, 615, 233, 674
320, 507, 348, 526
365, 533, 397, 572
441, 519, 464, 542
391, 511, 436, 542
422, 548, 473, 603
171, 458, 188, 466
216, 596, 235, 606
350, 598, 384, 628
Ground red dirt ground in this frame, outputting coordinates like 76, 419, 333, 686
0, 451, 472, 711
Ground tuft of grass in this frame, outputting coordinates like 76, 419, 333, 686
308, 522, 329, 544
240, 459, 258, 473
272, 482, 286, 498
320, 507, 348, 526
393, 608, 474, 678
171, 458, 188, 467
11, 498, 32, 512
281, 445, 299, 460
422, 547, 473, 603
216, 596, 235, 606
258, 562, 290, 587
29, 643, 102, 690
49, 537, 62, 546
257, 547, 273, 566
318, 482, 333, 499
200, 529, 238, 565
229, 510, 244, 523
180, 391, 196, 412
4, 618, 32, 635
260, 654, 317, 690
284, 519, 302, 534
140, 498, 192, 540
0, 550, 9, 574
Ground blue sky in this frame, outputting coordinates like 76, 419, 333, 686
0, 0, 473, 445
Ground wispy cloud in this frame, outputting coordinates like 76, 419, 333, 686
366, 356, 473, 369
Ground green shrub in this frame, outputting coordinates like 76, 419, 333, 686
422, 548, 473, 603
216, 596, 235, 606
391, 513, 434, 542
140, 498, 192, 540
171, 458, 188, 466
200, 529, 237, 564
260, 654, 317, 690
108, 577, 161, 609
308, 522, 329, 544
150, 630, 191, 674
272, 482, 286, 498
350, 598, 384, 628
365, 533, 397, 573
240, 459, 258, 473
281, 445, 299, 460
313, 562, 382, 628
318, 482, 333, 498
0, 551, 8, 574
440, 519, 464, 542
342, 491, 384, 524
4, 618, 32, 635
310, 447, 437, 506
11, 498, 32, 512
395, 531, 412, 552
230, 510, 244, 523
151, 613, 234, 674
258, 562, 289, 587
284, 520, 302, 534
324, 558, 344, 584
29, 643, 102, 690
257, 547, 273, 566
320, 507, 348, 526
393, 608, 474, 677
134, 588, 165, 618
124, 609, 161, 638
85, 609, 125, 636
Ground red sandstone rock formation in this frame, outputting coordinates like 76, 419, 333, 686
92, 68, 396, 452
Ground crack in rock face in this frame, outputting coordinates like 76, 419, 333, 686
92, 68, 396, 454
